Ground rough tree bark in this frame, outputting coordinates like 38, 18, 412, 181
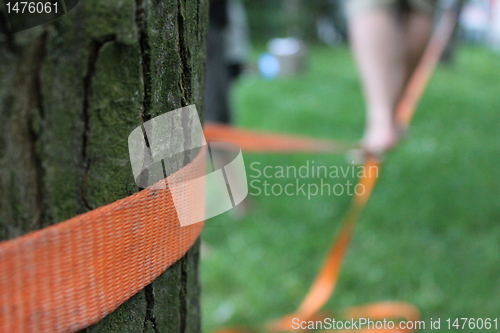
0, 0, 208, 331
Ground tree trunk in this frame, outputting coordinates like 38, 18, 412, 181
0, 0, 208, 332
440, 0, 466, 65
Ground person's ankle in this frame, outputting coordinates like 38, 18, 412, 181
362, 123, 398, 154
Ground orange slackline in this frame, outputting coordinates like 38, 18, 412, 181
0, 155, 205, 332
203, 123, 357, 154
0, 9, 455, 333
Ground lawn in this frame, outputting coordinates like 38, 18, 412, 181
201, 45, 500, 332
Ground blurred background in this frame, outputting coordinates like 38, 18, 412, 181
202, 0, 500, 332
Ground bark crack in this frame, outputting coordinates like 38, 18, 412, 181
179, 256, 188, 333
30, 30, 49, 229
177, 0, 192, 106
143, 284, 159, 333
81, 34, 116, 210
0, 10, 16, 53
136, 0, 152, 122
135, 4, 160, 329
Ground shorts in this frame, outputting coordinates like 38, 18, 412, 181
345, 0, 437, 17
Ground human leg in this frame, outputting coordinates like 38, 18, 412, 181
347, 3, 405, 153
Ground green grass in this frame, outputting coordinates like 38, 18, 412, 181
201, 46, 500, 332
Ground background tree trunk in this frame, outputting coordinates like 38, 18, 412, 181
0, 0, 208, 331
440, 0, 466, 65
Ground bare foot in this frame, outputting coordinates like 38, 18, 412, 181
362, 123, 399, 155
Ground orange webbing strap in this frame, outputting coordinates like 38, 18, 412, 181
204, 123, 357, 154
395, 10, 457, 128
272, 9, 456, 332
215, 10, 456, 333
337, 301, 421, 333
0, 151, 205, 332
265, 156, 379, 332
